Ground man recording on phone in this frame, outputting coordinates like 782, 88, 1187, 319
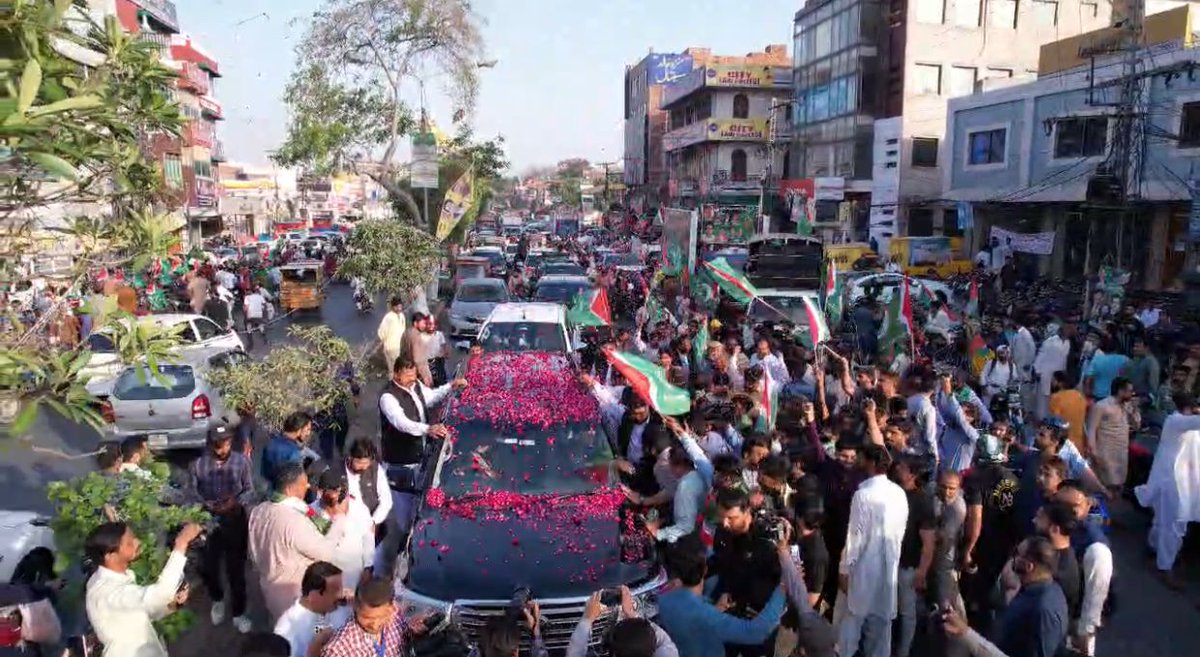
84, 521, 203, 657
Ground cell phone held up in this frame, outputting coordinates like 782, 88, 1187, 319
599, 588, 622, 607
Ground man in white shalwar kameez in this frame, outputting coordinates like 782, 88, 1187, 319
1134, 395, 1200, 587
1033, 324, 1070, 420
835, 444, 908, 657
376, 296, 406, 370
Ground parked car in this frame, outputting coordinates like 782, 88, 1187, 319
79, 313, 245, 387
470, 246, 507, 277
540, 261, 586, 277
844, 272, 953, 306
478, 303, 573, 353
0, 511, 55, 585
448, 278, 510, 339
88, 347, 247, 452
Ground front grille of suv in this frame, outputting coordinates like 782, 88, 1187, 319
455, 598, 618, 654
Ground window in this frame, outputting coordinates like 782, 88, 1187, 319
954, 0, 981, 26
193, 318, 224, 341
1032, 0, 1058, 25
986, 68, 1013, 79
1179, 102, 1200, 148
1081, 0, 1099, 19
112, 365, 197, 401
194, 160, 213, 179
988, 0, 1017, 28
732, 93, 750, 119
163, 154, 183, 189
967, 128, 1006, 165
730, 149, 748, 182
908, 208, 934, 236
912, 137, 939, 167
913, 63, 941, 95
943, 208, 963, 236
1053, 116, 1108, 158
949, 66, 977, 97
915, 0, 945, 24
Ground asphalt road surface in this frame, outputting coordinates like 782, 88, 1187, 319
11, 283, 1200, 656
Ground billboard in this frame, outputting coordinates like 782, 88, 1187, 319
646, 53, 694, 86
410, 132, 439, 189
709, 119, 769, 141
705, 64, 775, 88
779, 179, 816, 236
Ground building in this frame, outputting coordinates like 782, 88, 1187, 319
659, 46, 792, 212
789, 0, 1113, 249
115, 0, 226, 244
943, 5, 1200, 289
624, 52, 696, 211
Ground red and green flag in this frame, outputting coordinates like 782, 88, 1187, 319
798, 295, 832, 347
703, 257, 759, 305
879, 277, 914, 355
758, 362, 778, 432
604, 350, 691, 416
970, 332, 993, 378
567, 288, 612, 327
823, 261, 843, 326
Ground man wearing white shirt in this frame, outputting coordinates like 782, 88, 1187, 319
273, 561, 352, 657
836, 444, 909, 657
85, 521, 203, 657
749, 338, 791, 386
378, 358, 467, 543
310, 469, 375, 592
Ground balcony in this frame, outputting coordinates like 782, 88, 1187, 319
136, 31, 171, 51
211, 140, 227, 162
199, 96, 223, 120
133, 0, 179, 34
184, 122, 214, 149
177, 62, 209, 95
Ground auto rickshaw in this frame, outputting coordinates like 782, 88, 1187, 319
278, 260, 325, 312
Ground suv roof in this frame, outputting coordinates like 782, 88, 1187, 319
485, 302, 564, 324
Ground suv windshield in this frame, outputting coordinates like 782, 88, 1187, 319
439, 421, 614, 496
479, 321, 566, 352
750, 295, 811, 323
534, 281, 588, 304
542, 262, 585, 276
112, 365, 196, 400
457, 284, 507, 303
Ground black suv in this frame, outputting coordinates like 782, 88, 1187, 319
395, 352, 663, 652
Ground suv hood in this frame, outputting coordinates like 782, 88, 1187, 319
406, 491, 654, 601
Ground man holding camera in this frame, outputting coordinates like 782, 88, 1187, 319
84, 521, 203, 657
710, 488, 785, 657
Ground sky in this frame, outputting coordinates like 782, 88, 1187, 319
178, 0, 799, 173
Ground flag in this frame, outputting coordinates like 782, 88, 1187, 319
703, 257, 758, 305
879, 278, 914, 354
823, 261, 843, 326
970, 332, 993, 378
966, 279, 980, 318
603, 350, 691, 416
436, 168, 476, 241
567, 288, 611, 327
797, 296, 832, 347
758, 363, 778, 432
643, 293, 676, 327
693, 315, 710, 370
689, 268, 719, 311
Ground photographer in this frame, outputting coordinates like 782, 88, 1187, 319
709, 488, 785, 657
472, 598, 544, 657
567, 587, 677, 657
83, 521, 203, 657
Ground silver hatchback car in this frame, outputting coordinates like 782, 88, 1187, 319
92, 347, 246, 451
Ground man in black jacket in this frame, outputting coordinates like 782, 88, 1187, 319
710, 488, 783, 657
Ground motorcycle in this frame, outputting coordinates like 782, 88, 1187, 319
354, 288, 373, 314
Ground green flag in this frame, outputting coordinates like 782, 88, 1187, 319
693, 315, 710, 371
703, 257, 759, 305
567, 288, 611, 327
604, 350, 691, 416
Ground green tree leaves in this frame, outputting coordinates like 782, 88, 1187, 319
336, 219, 444, 294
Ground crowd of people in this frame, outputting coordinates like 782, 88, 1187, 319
50, 221, 1200, 657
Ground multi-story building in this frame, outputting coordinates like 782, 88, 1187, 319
943, 5, 1200, 289
659, 46, 792, 210
115, 0, 226, 244
624, 52, 695, 211
789, 0, 1112, 249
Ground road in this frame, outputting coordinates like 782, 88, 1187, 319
13, 284, 1200, 655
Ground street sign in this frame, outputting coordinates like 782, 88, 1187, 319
411, 132, 439, 189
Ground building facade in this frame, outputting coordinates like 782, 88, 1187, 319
660, 46, 792, 209
943, 6, 1200, 289
624, 52, 696, 211
790, 0, 1112, 249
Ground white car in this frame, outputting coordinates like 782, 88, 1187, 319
79, 313, 244, 387
0, 510, 55, 585
845, 272, 953, 306
749, 288, 822, 325
478, 302, 574, 353
87, 347, 246, 451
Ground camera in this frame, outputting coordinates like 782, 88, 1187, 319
752, 510, 789, 544
599, 588, 622, 606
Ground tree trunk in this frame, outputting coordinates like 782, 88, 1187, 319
369, 173, 425, 229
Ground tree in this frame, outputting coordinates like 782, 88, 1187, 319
273, 0, 488, 227
207, 325, 361, 429
0, 2, 186, 442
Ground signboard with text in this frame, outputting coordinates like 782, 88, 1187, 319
410, 132, 439, 189
708, 118, 769, 141
706, 64, 774, 88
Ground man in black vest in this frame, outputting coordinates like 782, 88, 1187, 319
378, 357, 466, 564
